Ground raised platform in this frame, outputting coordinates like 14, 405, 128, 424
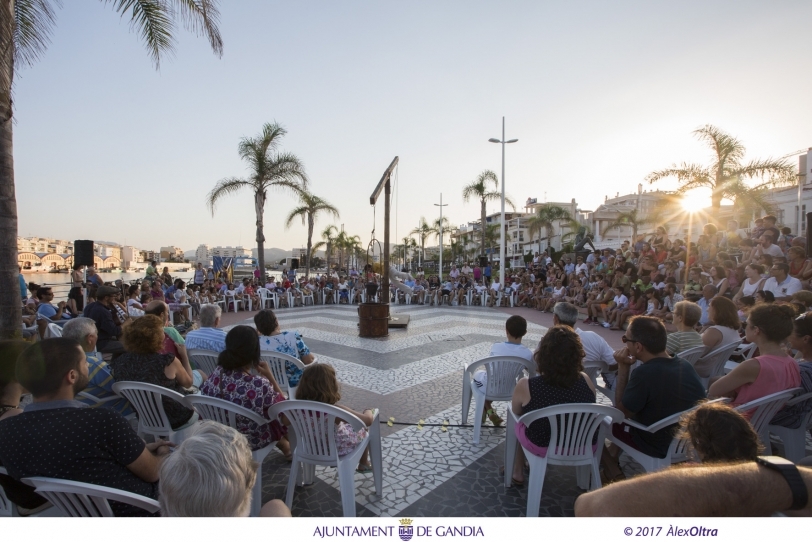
388, 313, 410, 328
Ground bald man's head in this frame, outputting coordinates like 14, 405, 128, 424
144, 300, 168, 319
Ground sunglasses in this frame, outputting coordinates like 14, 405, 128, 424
621, 336, 639, 344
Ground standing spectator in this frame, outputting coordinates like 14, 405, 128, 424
709, 304, 800, 407
193, 262, 206, 287
601, 316, 706, 482
484, 262, 492, 285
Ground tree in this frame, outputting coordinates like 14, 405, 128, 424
208, 122, 308, 277
646, 125, 796, 216
410, 217, 437, 265
0, 0, 223, 339
284, 191, 339, 279
483, 223, 501, 266
462, 170, 516, 257
601, 209, 656, 241
321, 225, 338, 269
525, 204, 578, 252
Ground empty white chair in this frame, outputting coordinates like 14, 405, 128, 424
676, 345, 705, 367
461, 356, 538, 444
505, 404, 623, 517
768, 391, 812, 463
112, 381, 196, 442
693, 341, 741, 389
22, 477, 159, 517
260, 351, 307, 399
183, 395, 277, 517
268, 401, 382, 517
188, 348, 220, 375
734, 387, 802, 455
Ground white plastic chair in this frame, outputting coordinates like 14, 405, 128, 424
606, 398, 729, 473
768, 391, 812, 462
112, 381, 195, 442
268, 401, 382, 517
0, 467, 63, 517
676, 345, 705, 367
258, 287, 279, 310
302, 289, 315, 306
21, 477, 159, 517
734, 387, 802, 455
183, 395, 277, 517
260, 351, 307, 399
505, 404, 623, 517
188, 348, 220, 375
693, 340, 741, 388
461, 356, 539, 444
224, 292, 243, 313
724, 342, 758, 374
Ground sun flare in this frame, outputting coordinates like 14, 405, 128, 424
681, 191, 707, 213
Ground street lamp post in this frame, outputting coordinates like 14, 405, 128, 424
489, 117, 518, 288
434, 194, 448, 280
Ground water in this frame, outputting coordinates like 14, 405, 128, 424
22, 270, 195, 300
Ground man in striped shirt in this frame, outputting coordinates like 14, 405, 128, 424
185, 304, 227, 352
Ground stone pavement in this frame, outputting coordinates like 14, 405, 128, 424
222, 303, 637, 517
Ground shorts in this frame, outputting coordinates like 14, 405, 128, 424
192, 370, 205, 387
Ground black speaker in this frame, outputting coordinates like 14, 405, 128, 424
74, 240, 95, 267
479, 256, 488, 267
291, 258, 299, 270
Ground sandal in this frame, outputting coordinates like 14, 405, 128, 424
499, 466, 524, 487
356, 463, 373, 473
487, 409, 503, 427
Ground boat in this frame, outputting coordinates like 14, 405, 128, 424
48, 265, 70, 274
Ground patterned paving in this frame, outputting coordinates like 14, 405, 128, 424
227, 303, 619, 517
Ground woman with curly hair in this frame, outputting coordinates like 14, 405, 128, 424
200, 325, 290, 458
506, 325, 597, 487
677, 402, 761, 463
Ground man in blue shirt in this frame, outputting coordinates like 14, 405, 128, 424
18, 266, 27, 301
35, 287, 72, 331
484, 263, 492, 285
185, 305, 227, 352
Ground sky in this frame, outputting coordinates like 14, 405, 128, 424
13, 1, 812, 253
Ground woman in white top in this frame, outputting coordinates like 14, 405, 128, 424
698, 297, 742, 376
710, 266, 729, 298
126, 284, 145, 317
732, 264, 765, 303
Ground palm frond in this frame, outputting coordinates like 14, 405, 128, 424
734, 158, 796, 186
172, 0, 223, 57
105, 0, 175, 69
12, 0, 60, 70
206, 176, 251, 215
646, 163, 711, 186
284, 204, 309, 229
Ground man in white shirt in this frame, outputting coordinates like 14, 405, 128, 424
575, 257, 589, 277
752, 233, 784, 263
553, 302, 617, 390
696, 284, 716, 326
449, 265, 460, 280
474, 315, 534, 426
461, 263, 472, 275
487, 277, 501, 307
762, 262, 802, 301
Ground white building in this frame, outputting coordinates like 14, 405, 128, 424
121, 246, 144, 269
160, 246, 184, 262
763, 149, 812, 236
211, 245, 251, 258
194, 244, 212, 265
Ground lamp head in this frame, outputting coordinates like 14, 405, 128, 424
488, 138, 501, 143
506, 139, 519, 144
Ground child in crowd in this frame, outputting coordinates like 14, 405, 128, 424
678, 402, 760, 463
294, 364, 376, 472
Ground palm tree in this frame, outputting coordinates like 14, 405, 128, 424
410, 217, 437, 265
0, 1, 223, 339
483, 224, 501, 266
601, 209, 657, 241
432, 216, 451, 245
309, 241, 326, 270
284, 191, 339, 279
525, 204, 578, 252
321, 225, 338, 270
646, 125, 796, 215
462, 170, 516, 257
208, 123, 308, 276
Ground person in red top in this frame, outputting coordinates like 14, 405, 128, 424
709, 304, 800, 408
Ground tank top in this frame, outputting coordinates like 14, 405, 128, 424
740, 278, 764, 297
521, 375, 596, 448
732, 355, 801, 408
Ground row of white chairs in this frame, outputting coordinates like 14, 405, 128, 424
392, 287, 517, 308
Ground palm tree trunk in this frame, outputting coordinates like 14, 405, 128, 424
254, 191, 266, 279
0, 10, 21, 339
306, 214, 313, 279
480, 200, 486, 258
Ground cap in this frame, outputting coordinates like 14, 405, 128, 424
97, 285, 119, 298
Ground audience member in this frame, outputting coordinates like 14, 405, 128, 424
762, 263, 802, 302
0, 339, 173, 516
508, 325, 597, 487
295, 363, 375, 472
158, 420, 291, 517
553, 302, 617, 388
696, 297, 741, 376
677, 402, 761, 463
254, 309, 315, 389
665, 301, 704, 356
0, 341, 27, 422
200, 325, 291, 457
62, 317, 133, 417
111, 315, 199, 431
83, 284, 126, 355
770, 312, 812, 430
709, 304, 800, 407
601, 316, 706, 481
185, 304, 227, 352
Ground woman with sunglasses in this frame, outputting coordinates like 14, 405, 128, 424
708, 304, 800, 407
